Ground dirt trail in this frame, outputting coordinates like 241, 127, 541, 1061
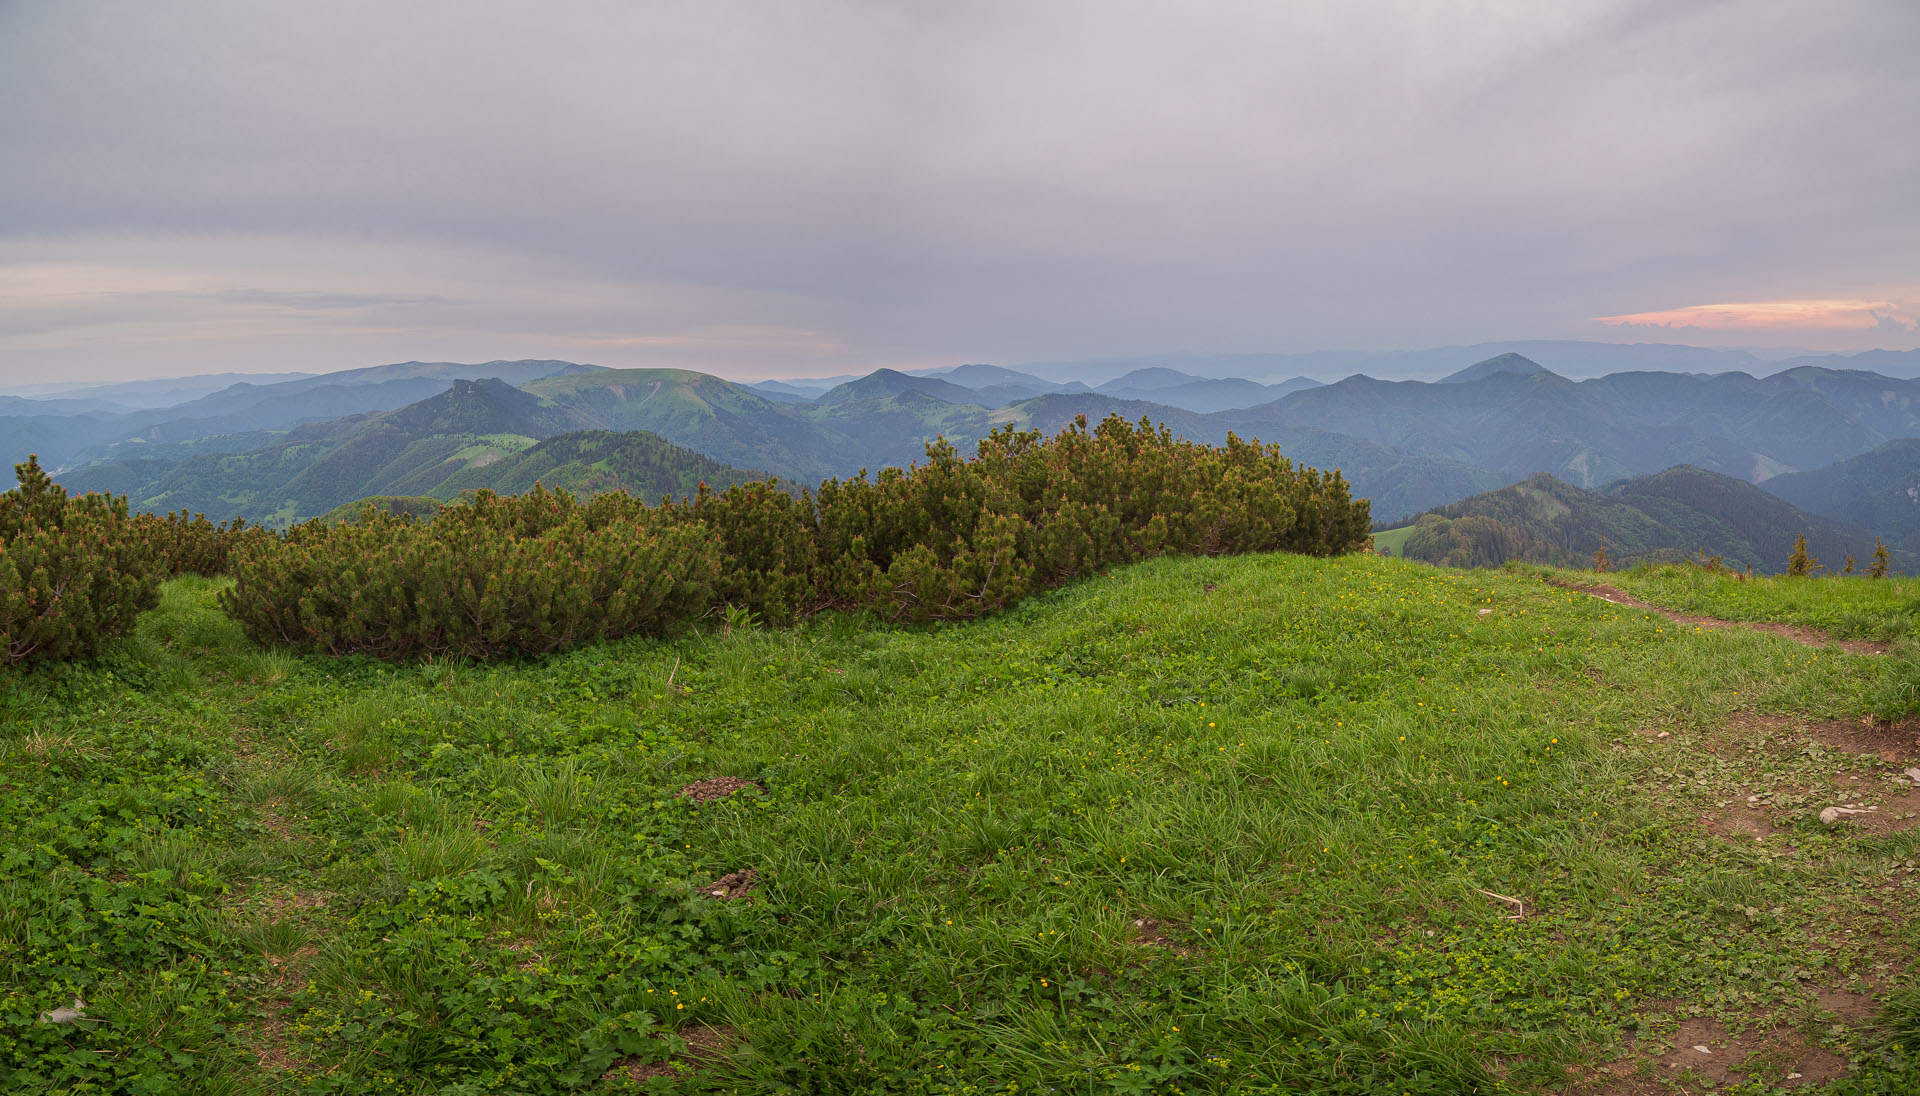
1546, 579, 1890, 656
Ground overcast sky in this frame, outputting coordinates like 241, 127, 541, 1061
2, 0, 1916, 384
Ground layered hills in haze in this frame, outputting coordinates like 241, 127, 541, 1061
1, 359, 601, 474
1387, 467, 1902, 573
59, 379, 763, 524
17, 344, 1920, 560
1761, 439, 1920, 547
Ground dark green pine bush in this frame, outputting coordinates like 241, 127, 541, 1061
221, 415, 1372, 659
813, 417, 1371, 621
132, 510, 274, 578
1, 455, 163, 666
220, 484, 717, 659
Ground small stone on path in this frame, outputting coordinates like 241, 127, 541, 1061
1820, 806, 1866, 824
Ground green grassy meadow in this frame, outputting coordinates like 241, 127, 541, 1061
1371, 526, 1415, 557
1595, 566, 1920, 643
5, 556, 1920, 1093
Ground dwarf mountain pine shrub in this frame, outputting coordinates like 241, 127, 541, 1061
1, 455, 162, 666
220, 485, 717, 659
131, 510, 274, 577
221, 415, 1372, 658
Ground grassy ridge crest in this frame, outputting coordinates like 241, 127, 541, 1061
4, 555, 1918, 1091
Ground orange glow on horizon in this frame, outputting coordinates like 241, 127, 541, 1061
1595, 298, 1916, 332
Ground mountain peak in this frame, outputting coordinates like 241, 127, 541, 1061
1096, 367, 1205, 392
1439, 353, 1552, 384
817, 369, 981, 406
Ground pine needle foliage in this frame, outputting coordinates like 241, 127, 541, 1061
131, 511, 274, 578
222, 415, 1372, 659
220, 484, 716, 659
1786, 533, 1817, 577
0, 455, 162, 666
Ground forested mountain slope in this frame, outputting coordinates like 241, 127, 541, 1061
56, 380, 751, 525
1393, 467, 1897, 572
1762, 438, 1920, 546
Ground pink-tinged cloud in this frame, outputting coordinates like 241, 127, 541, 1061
1595, 298, 1917, 333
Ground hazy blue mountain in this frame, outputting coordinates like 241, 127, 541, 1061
1767, 348, 1920, 380
58, 365, 1441, 525
60, 379, 593, 525
1096, 367, 1206, 392
2, 359, 605, 472
1439, 353, 1554, 383
809, 367, 1076, 409
0, 371, 317, 408
45, 356, 1920, 545
928, 364, 1084, 391
746, 380, 825, 402
1242, 365, 1920, 486
1761, 438, 1920, 546
817, 369, 994, 408
1081, 368, 1322, 412
259, 358, 601, 395
1394, 466, 1897, 572
0, 395, 128, 417
1102, 376, 1319, 413
1011, 341, 1785, 384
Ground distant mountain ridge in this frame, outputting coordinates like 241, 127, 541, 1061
30, 350, 1920, 551
1761, 439, 1920, 547
1249, 365, 1920, 490
1003, 342, 1920, 385
1439, 353, 1552, 384
1393, 466, 1898, 572
57, 379, 758, 525
1, 359, 600, 473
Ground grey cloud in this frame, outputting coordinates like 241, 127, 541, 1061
198, 290, 460, 311
1, 0, 1916, 382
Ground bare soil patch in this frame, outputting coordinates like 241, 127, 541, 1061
1816, 987, 1878, 1024
1128, 917, 1192, 957
678, 776, 762, 803
1572, 1015, 1851, 1093
1817, 774, 1920, 833
257, 801, 302, 841
1702, 802, 1778, 842
223, 884, 330, 919
602, 1024, 736, 1082
1705, 713, 1920, 772
1548, 580, 1889, 655
701, 869, 760, 901
1805, 717, 1920, 763
264, 890, 329, 918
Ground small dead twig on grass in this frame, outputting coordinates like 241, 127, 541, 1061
1478, 889, 1526, 919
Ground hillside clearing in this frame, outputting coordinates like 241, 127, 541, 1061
3, 557, 1918, 1093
